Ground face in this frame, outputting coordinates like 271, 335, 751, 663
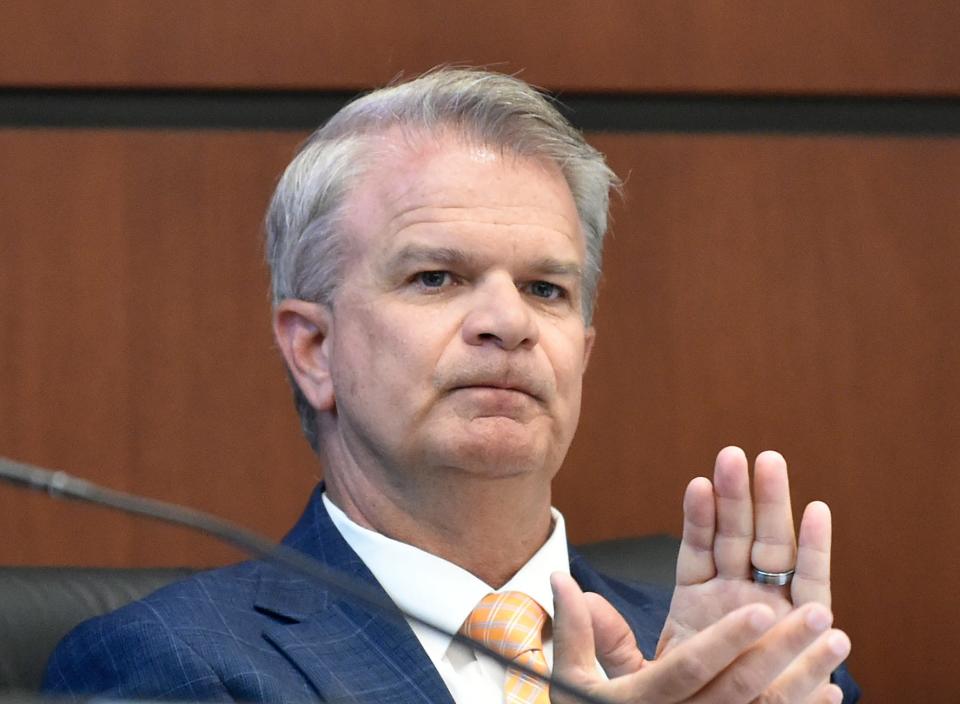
321, 133, 594, 485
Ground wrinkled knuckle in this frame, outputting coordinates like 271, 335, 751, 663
794, 565, 830, 583
607, 636, 641, 671
757, 687, 789, 704
673, 653, 712, 685
726, 669, 761, 701
752, 534, 794, 547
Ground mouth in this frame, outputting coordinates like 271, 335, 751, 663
450, 383, 541, 403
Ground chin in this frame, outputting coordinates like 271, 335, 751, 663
428, 419, 560, 480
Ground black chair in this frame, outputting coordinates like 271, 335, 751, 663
0, 535, 678, 692
576, 534, 679, 587
0, 567, 195, 692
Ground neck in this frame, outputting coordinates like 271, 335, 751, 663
323, 464, 553, 588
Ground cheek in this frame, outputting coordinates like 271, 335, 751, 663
544, 327, 589, 398
333, 308, 444, 400
332, 312, 387, 399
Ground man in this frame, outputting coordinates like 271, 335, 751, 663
43, 69, 858, 703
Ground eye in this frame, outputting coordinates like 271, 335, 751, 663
525, 281, 565, 300
414, 271, 453, 288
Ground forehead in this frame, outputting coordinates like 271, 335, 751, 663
340, 131, 582, 257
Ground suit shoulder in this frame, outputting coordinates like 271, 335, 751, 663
42, 561, 265, 699
86, 560, 265, 635
42, 596, 226, 699
590, 571, 672, 621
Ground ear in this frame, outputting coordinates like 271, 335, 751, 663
273, 300, 335, 413
582, 325, 596, 373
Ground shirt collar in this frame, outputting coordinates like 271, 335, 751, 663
322, 493, 570, 664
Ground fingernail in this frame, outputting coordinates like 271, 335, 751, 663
804, 606, 832, 632
828, 631, 851, 657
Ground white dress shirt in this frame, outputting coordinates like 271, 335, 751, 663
323, 493, 577, 704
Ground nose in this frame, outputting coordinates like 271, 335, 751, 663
461, 275, 540, 351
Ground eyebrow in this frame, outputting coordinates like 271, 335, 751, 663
387, 243, 582, 278
390, 244, 478, 270
531, 258, 582, 278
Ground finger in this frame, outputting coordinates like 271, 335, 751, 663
583, 592, 646, 678
712, 446, 753, 578
551, 572, 602, 685
676, 476, 717, 586
792, 501, 832, 609
759, 629, 850, 704
606, 604, 776, 702
751, 450, 797, 573
693, 603, 837, 702
803, 682, 845, 704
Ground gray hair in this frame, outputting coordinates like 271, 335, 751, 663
265, 68, 619, 450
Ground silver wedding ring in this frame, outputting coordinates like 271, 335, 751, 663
751, 566, 795, 586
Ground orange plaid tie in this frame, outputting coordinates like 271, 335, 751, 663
462, 591, 551, 704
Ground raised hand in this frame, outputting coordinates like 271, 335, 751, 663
658, 446, 833, 654
549, 445, 852, 704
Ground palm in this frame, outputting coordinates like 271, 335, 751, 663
658, 578, 793, 657
655, 448, 833, 658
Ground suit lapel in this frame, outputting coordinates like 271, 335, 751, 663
254, 485, 454, 704
262, 598, 453, 704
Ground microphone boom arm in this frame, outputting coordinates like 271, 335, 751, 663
0, 456, 608, 704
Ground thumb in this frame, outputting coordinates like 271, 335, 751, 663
583, 592, 647, 678
551, 572, 602, 702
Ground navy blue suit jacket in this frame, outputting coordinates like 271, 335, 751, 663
43, 485, 859, 702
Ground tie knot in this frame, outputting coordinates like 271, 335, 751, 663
462, 591, 547, 661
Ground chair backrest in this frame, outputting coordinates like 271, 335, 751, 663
0, 567, 195, 692
0, 535, 679, 693
575, 534, 679, 587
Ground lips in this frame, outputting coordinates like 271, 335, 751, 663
440, 360, 549, 404
454, 383, 533, 397
447, 379, 544, 403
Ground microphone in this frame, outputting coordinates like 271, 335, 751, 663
0, 455, 607, 704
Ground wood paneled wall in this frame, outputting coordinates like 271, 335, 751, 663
0, 131, 319, 565
2, 3, 958, 701
566, 135, 960, 701
2, 1, 959, 94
